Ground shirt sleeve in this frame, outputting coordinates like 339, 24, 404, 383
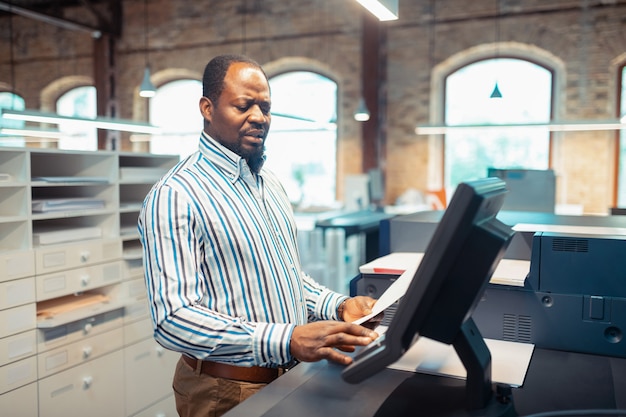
138, 184, 295, 367
300, 272, 350, 321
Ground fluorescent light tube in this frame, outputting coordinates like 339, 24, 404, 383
355, 0, 398, 21
2, 109, 161, 135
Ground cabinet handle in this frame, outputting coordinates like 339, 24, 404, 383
80, 274, 90, 286
82, 376, 93, 389
80, 251, 91, 263
83, 323, 93, 334
155, 413, 166, 417
156, 346, 164, 357
83, 346, 93, 359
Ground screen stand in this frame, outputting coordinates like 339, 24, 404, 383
373, 319, 518, 417
452, 318, 517, 416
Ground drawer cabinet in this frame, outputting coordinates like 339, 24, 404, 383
0, 304, 36, 338
0, 356, 37, 395
124, 338, 179, 417
0, 277, 36, 309
0, 382, 38, 417
0, 330, 37, 367
38, 350, 125, 417
38, 309, 124, 353
35, 239, 122, 275
38, 327, 124, 378
35, 260, 122, 301
124, 317, 153, 346
0, 148, 179, 416
133, 394, 177, 417
0, 250, 35, 283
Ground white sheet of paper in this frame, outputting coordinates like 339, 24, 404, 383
389, 335, 534, 387
513, 223, 626, 236
352, 261, 420, 325
489, 259, 529, 287
353, 252, 527, 325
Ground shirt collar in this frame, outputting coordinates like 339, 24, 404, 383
198, 131, 256, 184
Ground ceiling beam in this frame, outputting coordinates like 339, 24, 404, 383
0, 1, 110, 38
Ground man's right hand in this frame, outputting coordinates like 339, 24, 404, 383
289, 321, 378, 365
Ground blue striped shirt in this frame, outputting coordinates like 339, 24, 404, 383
138, 132, 347, 367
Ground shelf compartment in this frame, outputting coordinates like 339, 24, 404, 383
0, 221, 31, 252
0, 149, 28, 184
119, 183, 153, 210
32, 213, 119, 246
0, 187, 28, 218
30, 149, 117, 184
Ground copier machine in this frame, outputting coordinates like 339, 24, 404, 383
354, 210, 626, 358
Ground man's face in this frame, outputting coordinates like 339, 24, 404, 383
201, 62, 271, 173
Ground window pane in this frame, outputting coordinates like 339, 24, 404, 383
267, 72, 337, 207
444, 59, 552, 192
0, 92, 25, 146
149, 79, 202, 159
57, 86, 97, 151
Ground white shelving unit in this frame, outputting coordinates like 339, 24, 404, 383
0, 147, 179, 417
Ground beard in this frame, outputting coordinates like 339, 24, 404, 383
230, 141, 265, 174
246, 147, 266, 174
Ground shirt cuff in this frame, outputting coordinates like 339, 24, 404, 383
320, 292, 349, 321
252, 322, 296, 366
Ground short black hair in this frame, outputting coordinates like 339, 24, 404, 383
202, 54, 267, 103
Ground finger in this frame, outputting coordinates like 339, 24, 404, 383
321, 349, 354, 365
325, 332, 376, 347
335, 345, 356, 353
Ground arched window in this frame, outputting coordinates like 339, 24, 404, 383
0, 91, 25, 147
444, 58, 552, 192
267, 71, 338, 207
148, 79, 202, 159
617, 65, 626, 206
57, 86, 97, 151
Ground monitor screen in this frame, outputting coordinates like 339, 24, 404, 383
487, 168, 556, 213
342, 178, 515, 410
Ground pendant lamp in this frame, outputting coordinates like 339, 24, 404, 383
139, 0, 156, 98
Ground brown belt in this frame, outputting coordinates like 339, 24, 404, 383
181, 355, 282, 383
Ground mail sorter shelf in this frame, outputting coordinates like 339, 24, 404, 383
30, 148, 118, 185
0, 148, 28, 183
118, 152, 178, 184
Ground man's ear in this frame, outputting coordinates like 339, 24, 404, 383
199, 96, 213, 123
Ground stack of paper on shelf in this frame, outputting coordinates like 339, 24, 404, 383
119, 166, 169, 182
32, 197, 105, 213
36, 293, 110, 320
33, 226, 102, 245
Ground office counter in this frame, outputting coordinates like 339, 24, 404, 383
225, 348, 626, 417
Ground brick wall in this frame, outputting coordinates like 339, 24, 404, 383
1, 0, 624, 213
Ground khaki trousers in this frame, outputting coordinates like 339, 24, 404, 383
172, 356, 266, 417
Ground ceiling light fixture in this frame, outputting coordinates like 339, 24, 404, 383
354, 97, 371, 122
415, 120, 626, 135
2, 109, 161, 135
138, 0, 156, 98
355, 0, 398, 21
0, 127, 65, 139
490, 0, 503, 99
